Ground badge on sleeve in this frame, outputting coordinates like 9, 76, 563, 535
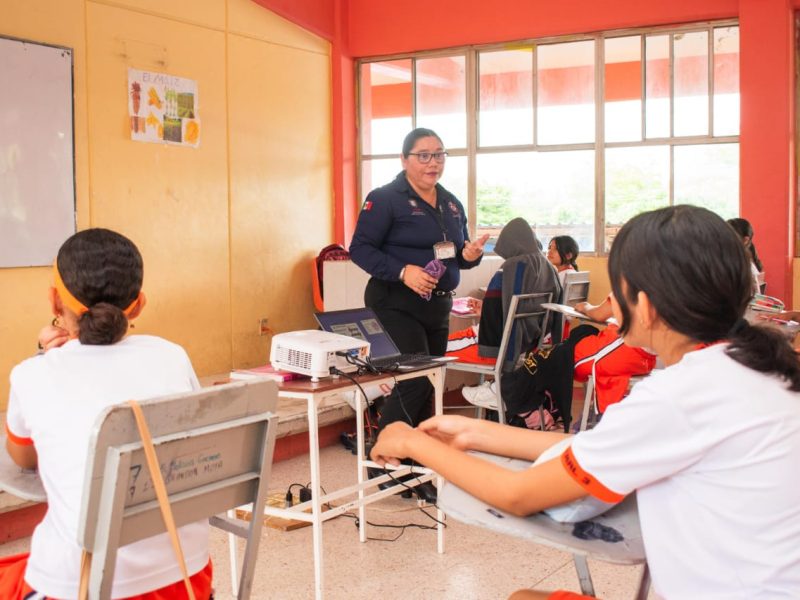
433, 241, 456, 260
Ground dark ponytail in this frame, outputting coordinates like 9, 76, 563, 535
727, 320, 800, 391
56, 228, 143, 346
610, 206, 799, 391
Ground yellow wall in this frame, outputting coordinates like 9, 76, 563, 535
0, 0, 333, 409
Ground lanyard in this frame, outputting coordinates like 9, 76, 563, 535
417, 193, 449, 241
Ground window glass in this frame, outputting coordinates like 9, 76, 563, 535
645, 35, 670, 138
605, 36, 642, 142
674, 31, 709, 136
476, 151, 595, 251
605, 146, 670, 251
674, 143, 739, 218
360, 158, 401, 202
438, 155, 468, 208
537, 41, 595, 145
359, 60, 412, 156
479, 50, 533, 146
416, 56, 467, 148
713, 26, 739, 136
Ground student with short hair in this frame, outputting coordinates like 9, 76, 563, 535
2, 228, 211, 599
371, 205, 800, 599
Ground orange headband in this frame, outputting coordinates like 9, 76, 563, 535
53, 261, 139, 317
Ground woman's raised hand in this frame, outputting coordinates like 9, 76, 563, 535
462, 234, 490, 262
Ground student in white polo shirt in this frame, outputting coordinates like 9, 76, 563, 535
370, 205, 800, 600
2, 228, 211, 600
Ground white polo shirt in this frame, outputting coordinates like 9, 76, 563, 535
564, 343, 800, 599
6, 335, 209, 599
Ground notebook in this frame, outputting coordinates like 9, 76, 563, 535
314, 307, 454, 371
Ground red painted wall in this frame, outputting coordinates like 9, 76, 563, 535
250, 0, 334, 41
347, 0, 738, 57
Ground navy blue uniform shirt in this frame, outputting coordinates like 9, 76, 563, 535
349, 171, 481, 292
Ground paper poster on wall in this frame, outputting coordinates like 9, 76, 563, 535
128, 68, 200, 147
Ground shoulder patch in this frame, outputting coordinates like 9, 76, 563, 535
362, 200, 372, 211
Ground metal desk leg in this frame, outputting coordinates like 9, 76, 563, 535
356, 388, 367, 543
429, 368, 446, 554
307, 395, 324, 600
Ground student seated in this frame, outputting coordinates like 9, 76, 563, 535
727, 217, 764, 294
2, 229, 211, 600
371, 205, 800, 599
545, 235, 580, 290
447, 217, 560, 368
461, 297, 655, 429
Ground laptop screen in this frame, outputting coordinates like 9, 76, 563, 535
314, 308, 399, 360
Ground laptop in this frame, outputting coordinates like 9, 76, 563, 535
314, 307, 453, 371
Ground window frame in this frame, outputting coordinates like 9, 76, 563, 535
356, 19, 740, 255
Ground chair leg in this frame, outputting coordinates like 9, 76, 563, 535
227, 508, 239, 595
633, 563, 651, 600
579, 377, 595, 432
573, 554, 596, 596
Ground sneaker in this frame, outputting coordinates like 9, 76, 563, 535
461, 381, 498, 409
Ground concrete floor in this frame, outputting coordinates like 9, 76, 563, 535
1, 442, 652, 600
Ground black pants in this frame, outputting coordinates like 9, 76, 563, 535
365, 278, 452, 429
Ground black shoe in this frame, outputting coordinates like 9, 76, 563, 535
411, 481, 437, 504
367, 467, 413, 498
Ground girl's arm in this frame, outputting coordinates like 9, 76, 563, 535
575, 296, 612, 322
6, 438, 37, 470
371, 421, 586, 516
418, 414, 569, 461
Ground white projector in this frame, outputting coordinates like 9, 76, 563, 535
270, 330, 370, 381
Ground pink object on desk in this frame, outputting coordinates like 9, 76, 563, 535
452, 297, 476, 315
230, 364, 304, 382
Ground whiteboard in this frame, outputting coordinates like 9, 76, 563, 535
0, 36, 76, 268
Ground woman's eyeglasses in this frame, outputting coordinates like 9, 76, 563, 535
408, 151, 448, 164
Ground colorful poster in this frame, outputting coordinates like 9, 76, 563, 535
128, 68, 200, 147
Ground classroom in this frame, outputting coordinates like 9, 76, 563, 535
1, 1, 799, 599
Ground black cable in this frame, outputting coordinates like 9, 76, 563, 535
336, 512, 439, 542
330, 368, 379, 444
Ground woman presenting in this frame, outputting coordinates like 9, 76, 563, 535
350, 128, 487, 444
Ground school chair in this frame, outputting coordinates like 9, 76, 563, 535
447, 292, 552, 424
438, 452, 651, 599
77, 379, 279, 600
553, 270, 590, 341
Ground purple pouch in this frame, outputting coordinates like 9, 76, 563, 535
421, 259, 447, 300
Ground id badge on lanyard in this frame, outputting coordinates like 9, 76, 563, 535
433, 241, 456, 260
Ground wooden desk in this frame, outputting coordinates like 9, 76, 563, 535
263, 365, 447, 600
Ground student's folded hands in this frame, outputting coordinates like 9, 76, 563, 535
370, 421, 419, 467
418, 415, 479, 450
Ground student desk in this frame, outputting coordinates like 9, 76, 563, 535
0, 435, 45, 503
264, 365, 447, 600
439, 452, 650, 599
